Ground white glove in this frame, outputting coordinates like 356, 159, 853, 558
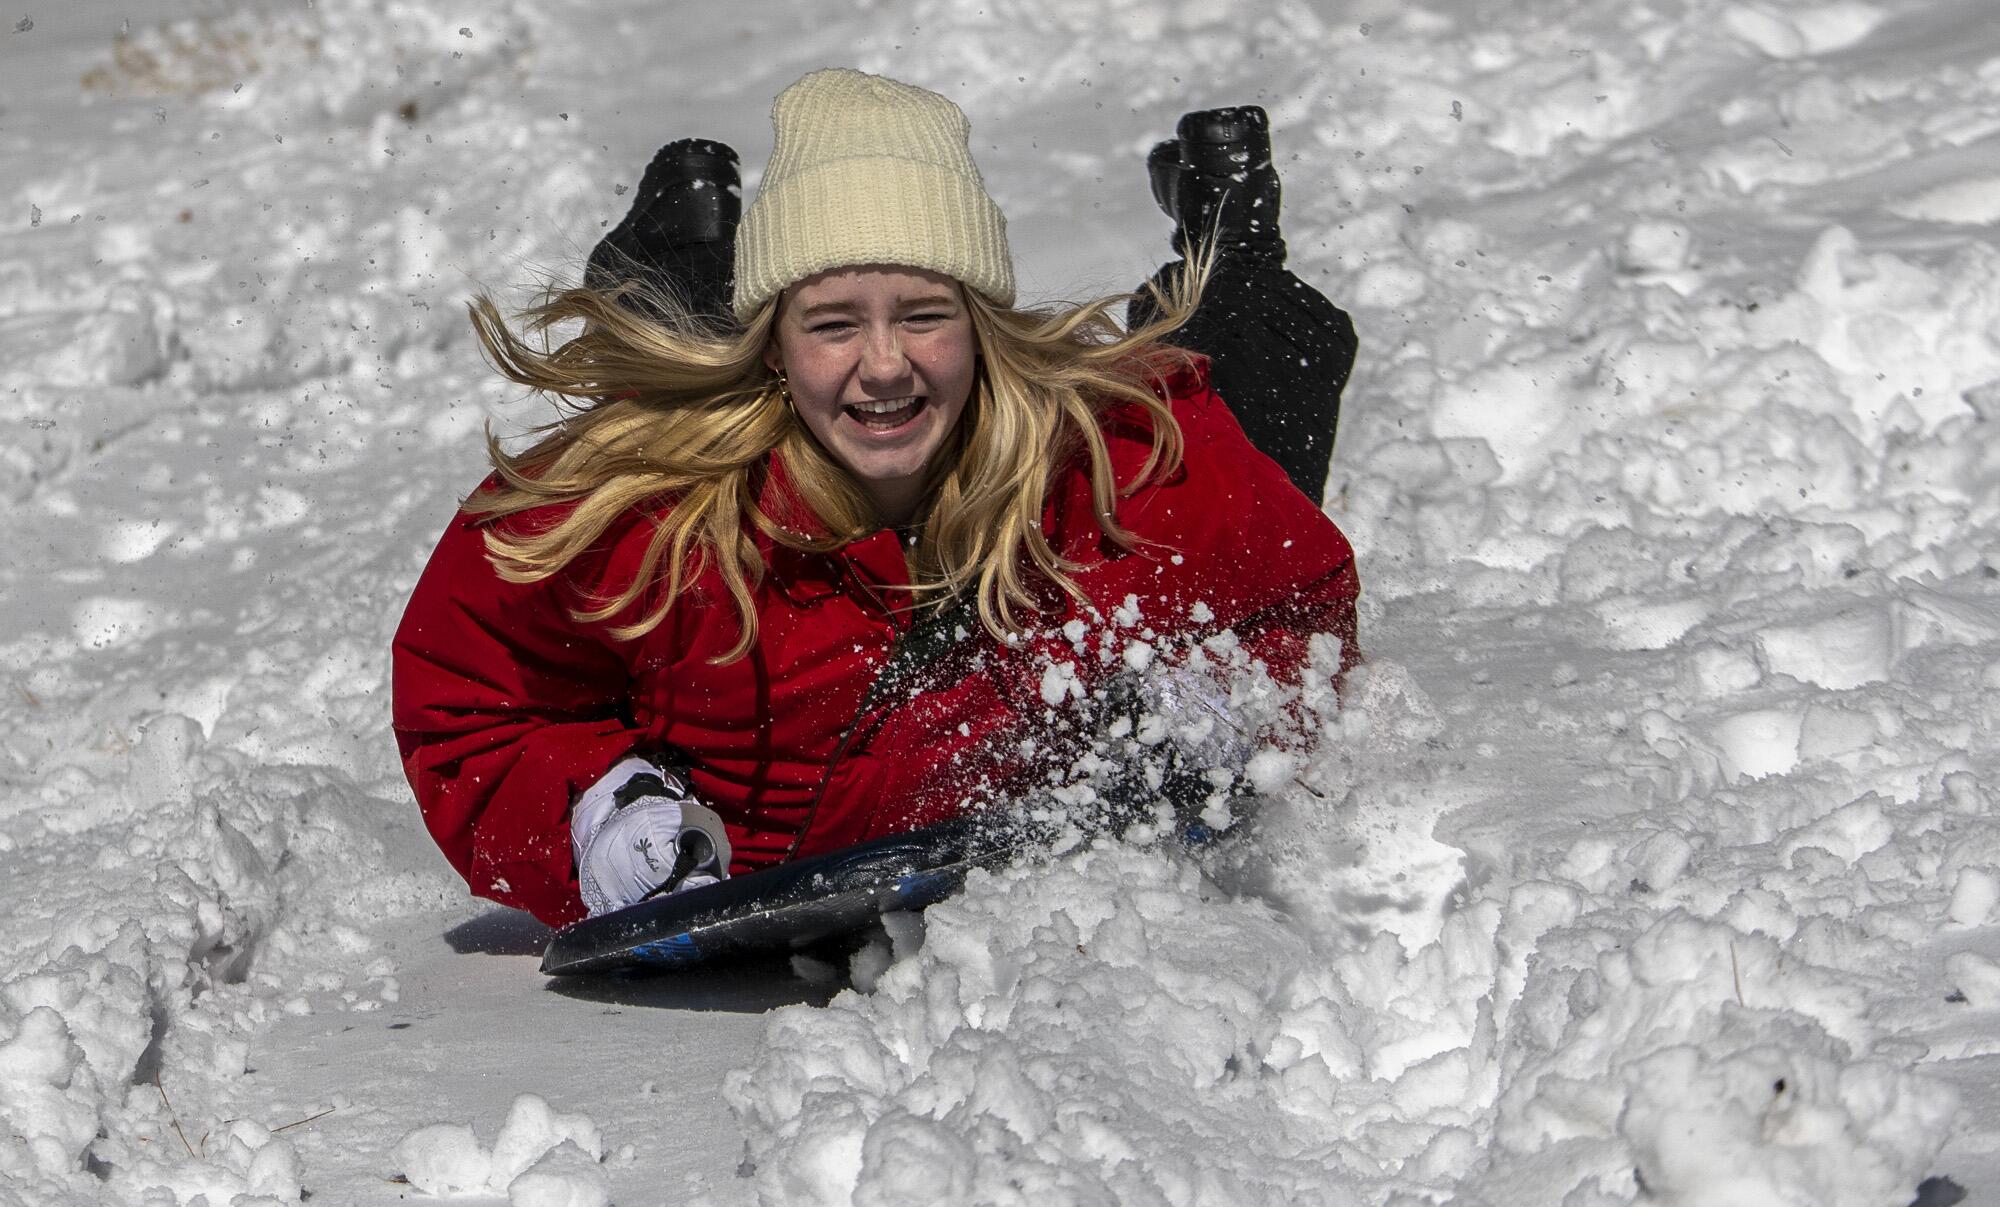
571, 756, 732, 917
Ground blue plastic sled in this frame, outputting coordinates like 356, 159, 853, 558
540, 818, 1024, 976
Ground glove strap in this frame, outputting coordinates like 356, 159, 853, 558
637, 830, 714, 903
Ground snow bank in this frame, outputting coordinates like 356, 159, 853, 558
0, 711, 425, 1204
727, 675, 1958, 1204
2, 0, 572, 1200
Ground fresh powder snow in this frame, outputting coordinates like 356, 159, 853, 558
4, 0, 1998, 1204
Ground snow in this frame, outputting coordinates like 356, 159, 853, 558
5, 0, 2000, 1203
390, 1094, 606, 1201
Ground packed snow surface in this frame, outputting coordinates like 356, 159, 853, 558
5, 0, 2000, 1203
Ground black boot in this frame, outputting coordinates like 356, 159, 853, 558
1162, 106, 1286, 264
1130, 107, 1356, 503
1146, 138, 1184, 232
585, 138, 741, 326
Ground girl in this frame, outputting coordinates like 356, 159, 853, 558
393, 69, 1359, 928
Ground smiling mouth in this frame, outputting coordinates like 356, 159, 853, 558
843, 396, 927, 432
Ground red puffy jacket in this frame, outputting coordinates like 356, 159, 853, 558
393, 360, 1358, 926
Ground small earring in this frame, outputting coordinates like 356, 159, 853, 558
775, 368, 797, 416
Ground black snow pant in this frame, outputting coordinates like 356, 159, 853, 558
1129, 253, 1356, 502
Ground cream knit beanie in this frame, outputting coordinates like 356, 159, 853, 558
731, 69, 1015, 321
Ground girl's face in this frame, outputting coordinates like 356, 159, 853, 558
766, 265, 977, 527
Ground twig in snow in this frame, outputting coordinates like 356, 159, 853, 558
1729, 942, 1745, 1006
153, 1071, 196, 1159
200, 1104, 339, 1154
270, 1106, 337, 1134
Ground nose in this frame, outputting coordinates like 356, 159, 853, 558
857, 324, 910, 386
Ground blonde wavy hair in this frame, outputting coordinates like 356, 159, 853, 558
463, 259, 1209, 662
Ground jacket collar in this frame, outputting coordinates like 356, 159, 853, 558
758, 452, 915, 611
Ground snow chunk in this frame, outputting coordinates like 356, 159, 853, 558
1722, 2, 1885, 59
1754, 606, 1895, 689
1593, 595, 1712, 651
1121, 639, 1156, 673
393, 1123, 491, 1196
1946, 867, 2000, 928
1797, 703, 1881, 764
1621, 220, 1694, 273
393, 1095, 604, 1199
1891, 175, 2000, 225
490, 1093, 603, 1188
0, 1007, 94, 1173
1493, 915, 1953, 1205
1038, 660, 1083, 707
1781, 795, 1895, 865
1623, 1039, 1952, 1206
1945, 953, 2000, 1007
1707, 706, 1805, 780
1244, 748, 1298, 795
507, 1141, 610, 1207
71, 596, 159, 649
1681, 643, 1763, 698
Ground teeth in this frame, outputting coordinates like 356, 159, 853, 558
851, 397, 918, 414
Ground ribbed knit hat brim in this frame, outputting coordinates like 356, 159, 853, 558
732, 69, 1015, 319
